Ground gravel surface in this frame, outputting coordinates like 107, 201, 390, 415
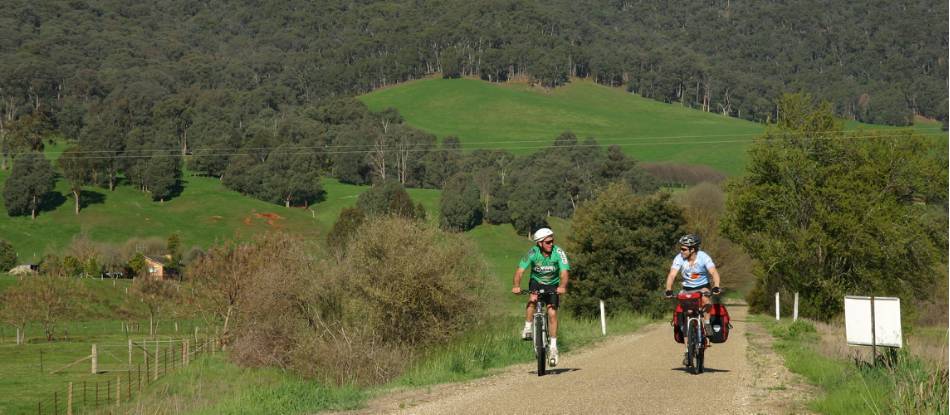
337, 303, 811, 415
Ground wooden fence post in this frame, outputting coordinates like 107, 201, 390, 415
91, 344, 98, 374
116, 375, 120, 407
153, 341, 159, 381
67, 382, 73, 415
128, 339, 133, 368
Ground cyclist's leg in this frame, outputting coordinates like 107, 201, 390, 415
526, 280, 541, 322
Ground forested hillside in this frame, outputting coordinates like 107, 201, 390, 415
0, 0, 946, 131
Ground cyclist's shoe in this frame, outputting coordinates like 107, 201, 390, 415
521, 326, 532, 341
549, 346, 559, 367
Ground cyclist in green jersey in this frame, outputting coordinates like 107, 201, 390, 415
512, 227, 570, 367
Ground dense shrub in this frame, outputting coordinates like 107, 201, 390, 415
439, 173, 483, 231
356, 180, 419, 219
0, 240, 15, 271
640, 162, 727, 187
326, 207, 367, 259
194, 219, 489, 385
565, 183, 685, 318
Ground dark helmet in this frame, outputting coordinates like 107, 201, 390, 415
678, 234, 701, 248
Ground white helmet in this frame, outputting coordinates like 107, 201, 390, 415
532, 228, 554, 242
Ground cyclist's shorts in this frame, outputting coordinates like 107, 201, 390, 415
529, 280, 560, 309
680, 283, 711, 293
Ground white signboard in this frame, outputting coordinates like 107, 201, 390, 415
844, 296, 902, 348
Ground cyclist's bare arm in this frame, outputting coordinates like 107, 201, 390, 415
512, 268, 525, 294
664, 267, 678, 291
557, 270, 568, 294
708, 265, 721, 289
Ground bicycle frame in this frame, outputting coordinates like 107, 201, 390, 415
676, 291, 709, 374
521, 289, 551, 376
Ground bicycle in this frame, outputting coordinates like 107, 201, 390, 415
519, 288, 554, 376
671, 290, 711, 375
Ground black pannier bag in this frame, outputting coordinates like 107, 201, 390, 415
707, 303, 732, 343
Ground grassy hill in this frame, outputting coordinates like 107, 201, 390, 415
0, 165, 441, 265
361, 78, 765, 175
361, 78, 945, 176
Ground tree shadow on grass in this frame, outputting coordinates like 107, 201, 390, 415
39, 191, 67, 214
79, 190, 106, 209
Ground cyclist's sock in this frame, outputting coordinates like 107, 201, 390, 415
550, 338, 557, 348
524, 321, 532, 330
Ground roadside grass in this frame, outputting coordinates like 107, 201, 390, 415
113, 356, 366, 415
759, 315, 948, 415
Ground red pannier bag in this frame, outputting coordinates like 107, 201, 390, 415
671, 304, 685, 343
707, 303, 732, 343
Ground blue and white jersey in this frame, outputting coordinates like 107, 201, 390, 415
671, 250, 716, 288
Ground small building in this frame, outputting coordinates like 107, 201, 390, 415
143, 256, 168, 280
143, 255, 179, 280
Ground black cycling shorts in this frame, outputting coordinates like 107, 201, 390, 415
681, 283, 711, 293
529, 280, 560, 310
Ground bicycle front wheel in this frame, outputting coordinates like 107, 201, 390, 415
534, 314, 546, 376
686, 320, 697, 374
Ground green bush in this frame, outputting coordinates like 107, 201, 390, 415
565, 183, 685, 318
439, 173, 482, 231
0, 240, 16, 271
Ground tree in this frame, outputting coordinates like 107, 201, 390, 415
721, 94, 946, 318
565, 183, 686, 318
439, 173, 482, 231
0, 276, 84, 341
57, 145, 93, 215
144, 154, 182, 202
127, 277, 178, 336
356, 179, 417, 219
327, 207, 366, 259
0, 239, 16, 271
261, 144, 326, 207
2, 152, 54, 219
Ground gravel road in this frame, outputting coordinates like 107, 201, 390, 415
338, 303, 811, 415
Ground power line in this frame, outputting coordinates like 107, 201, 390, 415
6, 126, 942, 160
12, 130, 939, 160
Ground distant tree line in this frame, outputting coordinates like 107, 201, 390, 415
0, 0, 945, 161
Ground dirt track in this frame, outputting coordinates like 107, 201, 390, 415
336, 303, 812, 415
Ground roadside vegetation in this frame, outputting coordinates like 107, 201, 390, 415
762, 317, 948, 415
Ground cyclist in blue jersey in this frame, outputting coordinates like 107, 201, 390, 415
664, 233, 721, 308
512, 227, 570, 367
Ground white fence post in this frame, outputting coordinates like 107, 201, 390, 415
793, 292, 799, 321
599, 300, 606, 336
775, 292, 780, 320
91, 344, 98, 374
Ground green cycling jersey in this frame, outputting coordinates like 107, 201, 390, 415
518, 245, 570, 286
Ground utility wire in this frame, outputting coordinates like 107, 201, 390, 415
4, 128, 941, 160
8, 130, 938, 160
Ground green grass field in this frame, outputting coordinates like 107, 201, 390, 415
361, 78, 946, 176
0, 164, 440, 266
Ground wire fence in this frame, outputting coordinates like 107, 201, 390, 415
26, 336, 219, 415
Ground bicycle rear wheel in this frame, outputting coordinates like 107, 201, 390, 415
686, 320, 698, 374
534, 314, 546, 376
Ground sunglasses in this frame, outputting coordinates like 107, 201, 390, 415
541, 239, 555, 245
680, 247, 690, 252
